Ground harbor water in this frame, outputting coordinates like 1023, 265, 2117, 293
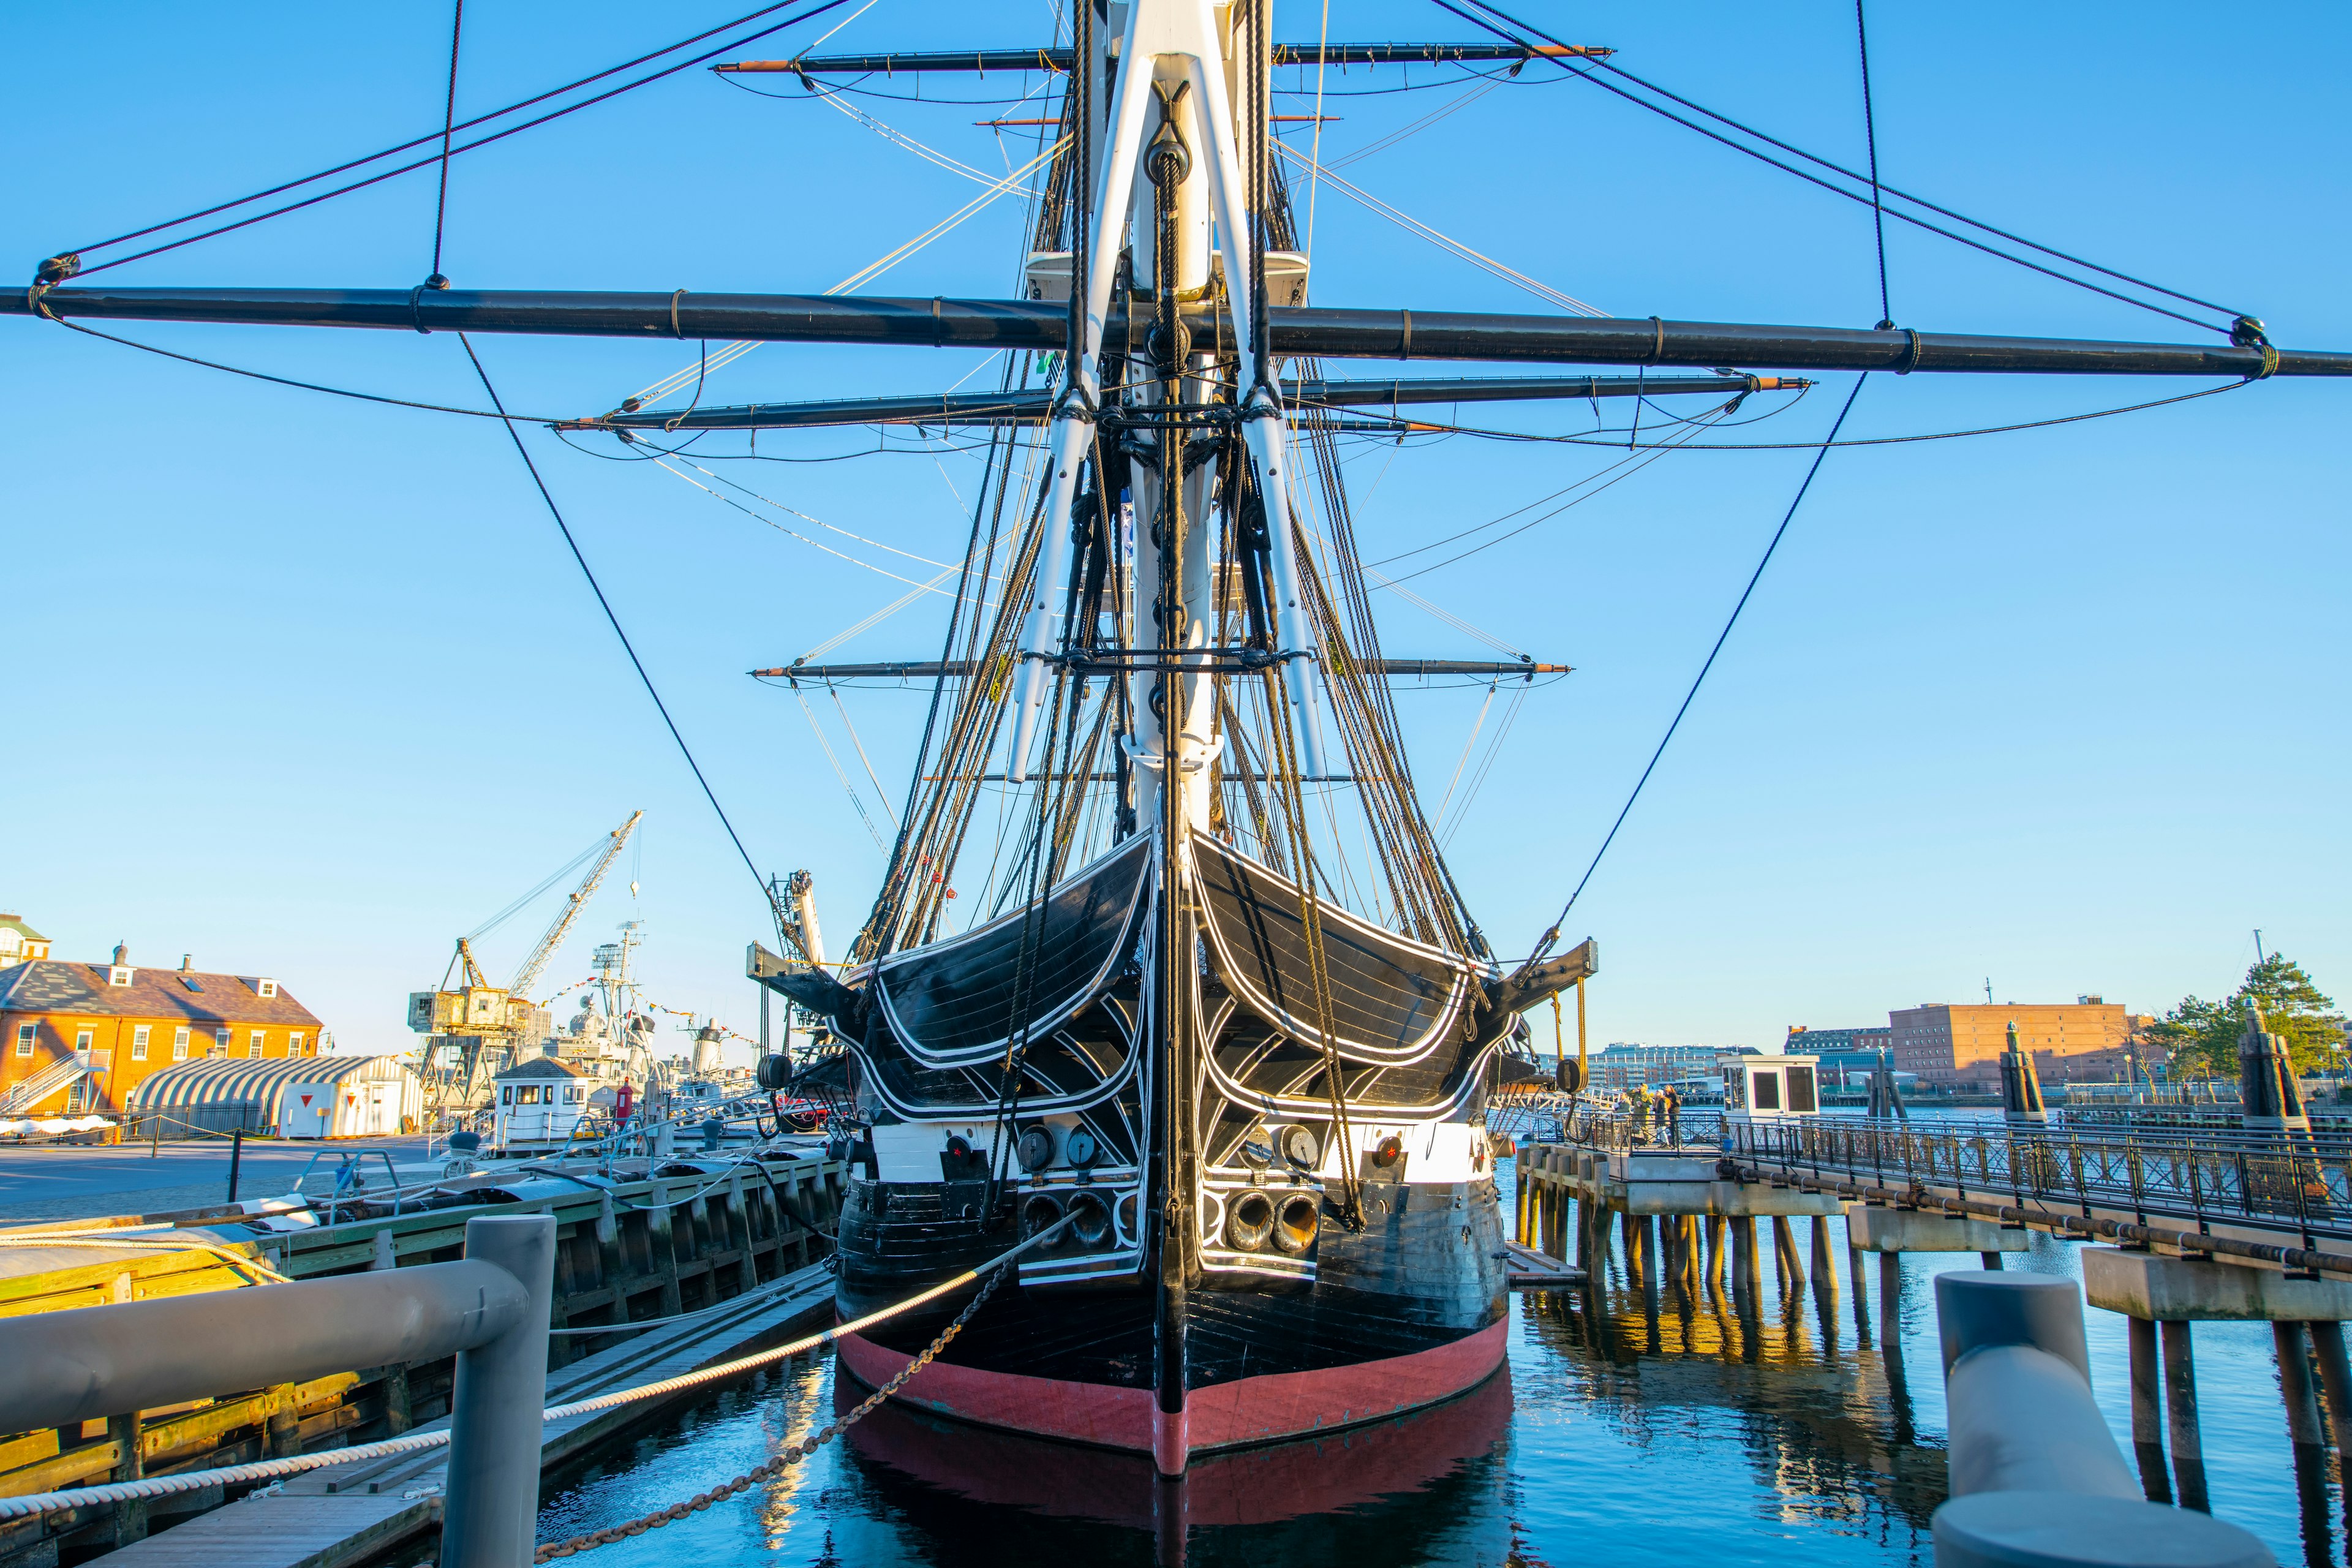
532, 1164, 2334, 1566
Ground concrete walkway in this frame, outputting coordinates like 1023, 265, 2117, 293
0, 1137, 428, 1224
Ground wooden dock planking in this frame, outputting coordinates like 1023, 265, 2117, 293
91, 1494, 431, 1568
1504, 1240, 1583, 1289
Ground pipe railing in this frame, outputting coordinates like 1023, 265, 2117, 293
0, 1214, 554, 1566
1929, 1272, 2272, 1568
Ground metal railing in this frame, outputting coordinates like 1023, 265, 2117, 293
1539, 1106, 2352, 1243
1723, 1115, 2350, 1243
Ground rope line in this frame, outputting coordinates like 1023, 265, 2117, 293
532, 1251, 1017, 1560
19, 312, 559, 421
1371, 379, 2244, 456
0, 1217, 1071, 1526
52, 1, 856, 278
1526, 375, 1870, 961
617, 137, 1065, 410
1432, 0, 2249, 333
1274, 142, 1602, 317
430, 1, 466, 281
1854, 0, 1891, 328
458, 334, 776, 916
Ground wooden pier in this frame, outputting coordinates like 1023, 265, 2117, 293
1515, 1116, 2352, 1514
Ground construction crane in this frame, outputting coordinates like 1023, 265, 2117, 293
509, 809, 643, 999
412, 810, 644, 1113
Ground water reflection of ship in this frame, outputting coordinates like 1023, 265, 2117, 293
1517, 1254, 1946, 1537
834, 1362, 1514, 1565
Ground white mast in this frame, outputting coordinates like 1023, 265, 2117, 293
1004, 0, 1327, 789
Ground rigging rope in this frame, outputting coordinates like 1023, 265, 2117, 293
55, 1, 858, 280
654, 456, 998, 590
1853, 0, 1891, 329
621, 137, 1065, 409
1275, 142, 1603, 316
1377, 379, 2246, 457
459, 334, 780, 920
1525, 374, 1871, 965
0, 1215, 1074, 1529
793, 687, 894, 851
429, 1, 466, 283
532, 1242, 1020, 1561
1433, 0, 2253, 333
787, 570, 960, 665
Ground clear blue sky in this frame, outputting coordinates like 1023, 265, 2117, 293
5, 2, 2346, 1060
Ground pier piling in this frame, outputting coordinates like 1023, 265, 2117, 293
2312, 1319, 2352, 1452
2127, 1314, 2171, 1502
1773, 1215, 1804, 1287
2276, 1321, 2327, 1449
2160, 1318, 2210, 1512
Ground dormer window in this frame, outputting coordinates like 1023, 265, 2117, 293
109, 966, 134, 987
256, 978, 278, 999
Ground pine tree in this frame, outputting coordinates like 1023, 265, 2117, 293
2150, 954, 2343, 1080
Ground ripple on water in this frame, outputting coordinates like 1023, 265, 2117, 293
531, 1181, 2330, 1567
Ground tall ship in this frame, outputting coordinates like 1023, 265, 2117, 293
15, 0, 2334, 1484
749, 0, 1594, 1474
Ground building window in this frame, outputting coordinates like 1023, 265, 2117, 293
173, 1026, 190, 1061
75, 1028, 95, 1052
12, 1023, 31, 1057
132, 1025, 151, 1061
248, 1030, 266, 1058
109, 966, 133, 987
213, 1028, 231, 1057
257, 979, 277, 999
289, 1032, 305, 1055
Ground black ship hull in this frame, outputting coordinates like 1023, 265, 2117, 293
832, 1170, 1508, 1468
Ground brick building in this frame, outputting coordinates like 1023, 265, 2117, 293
1889, 997, 2160, 1090
0, 944, 325, 1115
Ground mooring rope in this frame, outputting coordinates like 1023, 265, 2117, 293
0, 1217, 1068, 1523
532, 1258, 1012, 1560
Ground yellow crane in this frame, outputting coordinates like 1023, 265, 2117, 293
413, 810, 644, 1110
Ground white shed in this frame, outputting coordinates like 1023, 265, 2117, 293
127, 1054, 423, 1139
1718, 1053, 1821, 1122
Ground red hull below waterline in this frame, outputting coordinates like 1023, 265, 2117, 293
836, 1317, 1509, 1473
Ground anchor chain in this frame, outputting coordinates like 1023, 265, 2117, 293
531, 1262, 1012, 1561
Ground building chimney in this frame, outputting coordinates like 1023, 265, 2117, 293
113, 942, 129, 966
180, 954, 192, 971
